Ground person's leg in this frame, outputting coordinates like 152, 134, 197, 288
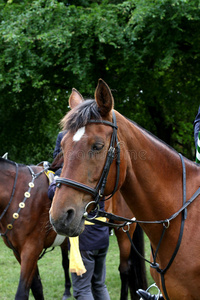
91, 247, 110, 300
71, 250, 95, 300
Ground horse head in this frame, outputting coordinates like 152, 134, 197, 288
49, 79, 126, 236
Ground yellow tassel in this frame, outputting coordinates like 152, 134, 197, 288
69, 217, 107, 276
69, 237, 87, 276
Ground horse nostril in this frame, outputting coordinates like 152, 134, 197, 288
49, 208, 76, 235
65, 208, 75, 225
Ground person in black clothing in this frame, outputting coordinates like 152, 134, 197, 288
68, 201, 110, 300
53, 130, 67, 159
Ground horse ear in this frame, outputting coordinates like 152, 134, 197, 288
69, 88, 84, 109
95, 79, 114, 116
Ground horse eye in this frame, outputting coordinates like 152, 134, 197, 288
92, 143, 104, 151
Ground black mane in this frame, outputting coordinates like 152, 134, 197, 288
0, 157, 16, 166
61, 99, 102, 132
0, 157, 26, 167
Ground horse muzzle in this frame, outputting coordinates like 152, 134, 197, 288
49, 207, 84, 237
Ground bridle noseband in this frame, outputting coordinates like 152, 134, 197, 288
56, 111, 120, 214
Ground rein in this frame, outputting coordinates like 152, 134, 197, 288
56, 111, 121, 210
89, 153, 200, 300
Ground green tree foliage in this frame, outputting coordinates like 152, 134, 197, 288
0, 0, 199, 163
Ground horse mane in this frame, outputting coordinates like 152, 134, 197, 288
0, 157, 26, 167
60, 99, 102, 132
0, 157, 16, 166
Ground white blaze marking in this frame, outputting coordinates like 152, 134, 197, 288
73, 127, 85, 142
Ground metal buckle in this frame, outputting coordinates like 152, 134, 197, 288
83, 201, 99, 219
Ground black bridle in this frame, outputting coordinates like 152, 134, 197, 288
56, 111, 121, 215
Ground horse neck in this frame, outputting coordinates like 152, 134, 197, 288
0, 162, 49, 226
0, 161, 18, 215
117, 113, 185, 228
0, 161, 31, 212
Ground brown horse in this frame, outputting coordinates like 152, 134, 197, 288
0, 157, 71, 300
50, 79, 200, 300
50, 152, 147, 300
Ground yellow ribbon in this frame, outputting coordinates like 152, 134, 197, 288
69, 217, 107, 276
69, 236, 87, 276
44, 170, 55, 185
84, 216, 107, 225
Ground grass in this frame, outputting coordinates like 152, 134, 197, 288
0, 233, 154, 300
